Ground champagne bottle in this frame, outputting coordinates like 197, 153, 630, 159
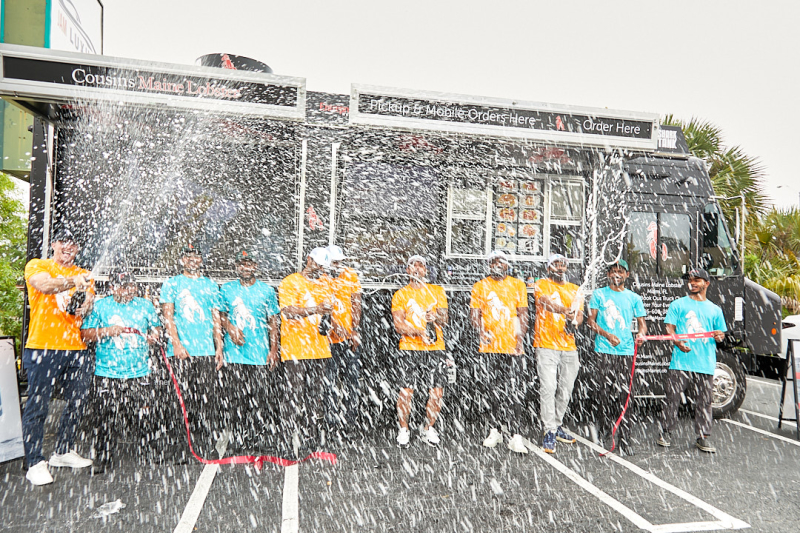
65, 290, 86, 315
425, 320, 437, 345
319, 314, 331, 336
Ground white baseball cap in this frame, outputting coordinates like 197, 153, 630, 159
547, 253, 568, 268
327, 245, 347, 261
407, 254, 427, 267
487, 250, 510, 265
308, 247, 331, 268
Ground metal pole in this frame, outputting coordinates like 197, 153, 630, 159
740, 193, 746, 259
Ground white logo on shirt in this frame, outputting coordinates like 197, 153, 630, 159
231, 297, 256, 331
406, 298, 427, 329
302, 290, 320, 326
486, 291, 511, 323
685, 310, 710, 343
549, 291, 564, 325
108, 314, 138, 350
603, 299, 627, 330
178, 289, 205, 323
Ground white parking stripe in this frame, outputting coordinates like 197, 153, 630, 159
722, 419, 800, 446
174, 464, 220, 533
282, 464, 300, 533
746, 377, 782, 388
739, 408, 780, 422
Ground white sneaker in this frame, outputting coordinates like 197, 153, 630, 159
26, 461, 54, 486
50, 451, 93, 469
420, 426, 440, 447
482, 428, 503, 448
397, 427, 410, 447
507, 434, 529, 454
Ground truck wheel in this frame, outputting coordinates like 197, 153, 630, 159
712, 351, 747, 418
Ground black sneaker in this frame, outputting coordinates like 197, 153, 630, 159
695, 437, 716, 453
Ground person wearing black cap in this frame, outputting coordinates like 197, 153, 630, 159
81, 270, 162, 473
21, 228, 96, 486
587, 259, 647, 455
219, 251, 280, 451
658, 268, 726, 453
160, 244, 224, 457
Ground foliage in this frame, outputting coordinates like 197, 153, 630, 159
0, 172, 27, 343
745, 208, 800, 315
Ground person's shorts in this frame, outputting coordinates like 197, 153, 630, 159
393, 350, 446, 391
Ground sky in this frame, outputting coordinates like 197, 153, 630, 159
97, 0, 800, 209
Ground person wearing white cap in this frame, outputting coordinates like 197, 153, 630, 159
533, 253, 584, 454
391, 255, 449, 447
323, 245, 363, 434
279, 247, 342, 457
470, 250, 530, 453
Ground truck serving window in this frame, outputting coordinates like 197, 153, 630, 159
626, 211, 691, 277
701, 203, 738, 276
446, 185, 490, 257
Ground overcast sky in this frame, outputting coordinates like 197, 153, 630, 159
101, 0, 800, 209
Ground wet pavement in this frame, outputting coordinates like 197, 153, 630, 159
2, 375, 799, 532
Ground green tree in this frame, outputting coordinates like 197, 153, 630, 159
0, 172, 27, 342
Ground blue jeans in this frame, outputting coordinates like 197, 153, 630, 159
22, 349, 92, 466
325, 342, 361, 427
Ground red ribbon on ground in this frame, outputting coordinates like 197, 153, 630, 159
601, 331, 718, 456
122, 328, 337, 467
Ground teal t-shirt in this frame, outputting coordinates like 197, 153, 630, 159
220, 280, 279, 365
160, 274, 221, 357
664, 296, 727, 375
589, 287, 646, 356
82, 296, 160, 379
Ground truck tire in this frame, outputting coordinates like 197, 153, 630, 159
712, 350, 747, 418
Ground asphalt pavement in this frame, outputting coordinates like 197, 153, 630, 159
2, 374, 800, 533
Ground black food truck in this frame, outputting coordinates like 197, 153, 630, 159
0, 44, 781, 429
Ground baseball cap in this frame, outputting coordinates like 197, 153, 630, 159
327, 245, 347, 262
547, 253, 568, 268
109, 271, 136, 286
407, 254, 427, 267
684, 268, 710, 281
52, 228, 79, 245
487, 250, 510, 265
308, 247, 330, 268
235, 250, 256, 264
181, 243, 202, 256
608, 259, 629, 271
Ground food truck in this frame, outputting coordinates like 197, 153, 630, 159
0, 44, 782, 424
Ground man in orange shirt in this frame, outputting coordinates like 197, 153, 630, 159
533, 253, 584, 454
324, 245, 362, 433
279, 247, 342, 456
391, 255, 449, 448
22, 229, 95, 486
470, 250, 529, 454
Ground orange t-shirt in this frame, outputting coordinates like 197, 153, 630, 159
328, 268, 362, 344
279, 273, 333, 361
533, 278, 580, 351
470, 276, 529, 354
391, 284, 448, 351
24, 258, 94, 350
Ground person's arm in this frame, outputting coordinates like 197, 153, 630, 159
146, 326, 162, 345
213, 308, 224, 370
470, 308, 493, 346
220, 312, 245, 346
28, 272, 91, 294
538, 294, 570, 315
161, 303, 190, 360
268, 314, 280, 370
435, 307, 448, 327
350, 292, 362, 349
636, 317, 648, 343
81, 325, 126, 342
515, 306, 530, 354
392, 310, 425, 338
587, 308, 620, 346
665, 323, 690, 352
282, 303, 330, 320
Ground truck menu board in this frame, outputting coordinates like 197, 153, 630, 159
494, 178, 544, 257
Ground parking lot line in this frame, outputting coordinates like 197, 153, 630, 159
739, 409, 780, 422
173, 463, 220, 533
746, 377, 782, 388
282, 464, 299, 533
722, 419, 800, 446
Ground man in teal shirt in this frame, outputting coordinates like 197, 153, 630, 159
81, 270, 161, 473
220, 251, 280, 452
160, 245, 224, 457
658, 268, 727, 453
587, 260, 647, 455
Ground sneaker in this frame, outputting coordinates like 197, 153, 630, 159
50, 451, 93, 469
26, 461, 54, 486
555, 426, 576, 444
397, 427, 410, 448
482, 428, 503, 448
656, 433, 671, 448
507, 434, 528, 454
542, 431, 557, 454
695, 437, 717, 453
420, 426, 440, 447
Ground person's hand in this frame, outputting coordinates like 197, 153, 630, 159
350, 332, 361, 351
105, 325, 125, 337
607, 334, 621, 347
480, 329, 493, 346
317, 301, 333, 315
71, 274, 91, 291
228, 325, 245, 346
146, 331, 160, 345
215, 350, 224, 371
564, 309, 576, 321
514, 336, 524, 356
331, 321, 346, 340
713, 330, 725, 342
268, 349, 279, 371
676, 341, 691, 353
425, 309, 437, 322
174, 342, 190, 360
635, 334, 647, 345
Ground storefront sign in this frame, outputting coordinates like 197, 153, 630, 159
48, 0, 103, 55
350, 85, 659, 150
0, 44, 306, 119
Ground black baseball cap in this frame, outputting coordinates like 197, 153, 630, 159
52, 228, 79, 245
235, 250, 257, 264
109, 271, 136, 286
684, 268, 710, 281
181, 243, 202, 256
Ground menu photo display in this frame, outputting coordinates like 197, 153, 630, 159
494, 179, 543, 255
